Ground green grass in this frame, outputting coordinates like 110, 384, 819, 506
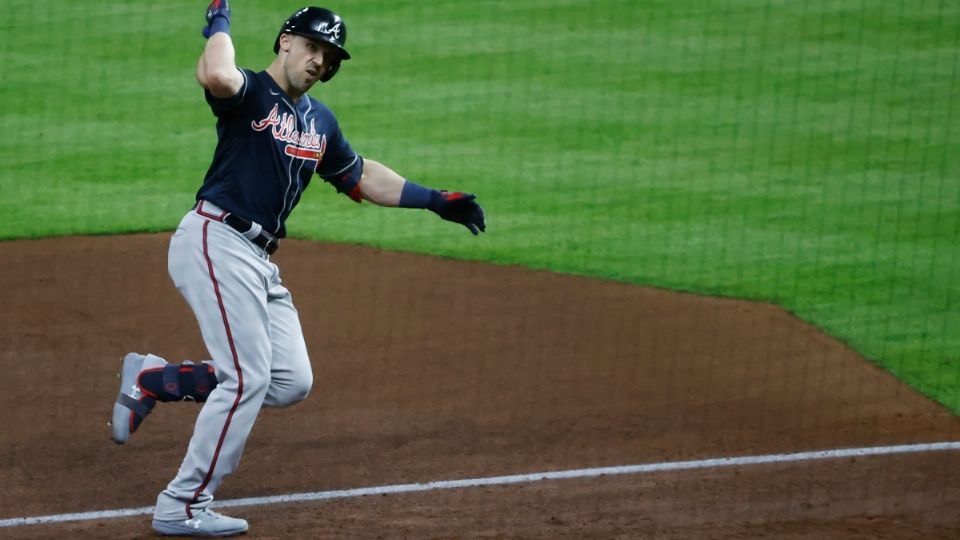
1, 0, 958, 411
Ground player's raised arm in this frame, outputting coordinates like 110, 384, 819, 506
195, 0, 243, 97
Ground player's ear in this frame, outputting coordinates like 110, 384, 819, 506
279, 33, 292, 53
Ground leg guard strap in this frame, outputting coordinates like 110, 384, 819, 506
162, 363, 183, 399
116, 393, 157, 434
117, 392, 155, 417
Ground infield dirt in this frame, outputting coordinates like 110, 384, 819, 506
1, 234, 958, 538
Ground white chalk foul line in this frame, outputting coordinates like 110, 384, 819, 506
2, 441, 958, 528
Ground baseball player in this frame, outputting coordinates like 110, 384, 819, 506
109, 2, 485, 536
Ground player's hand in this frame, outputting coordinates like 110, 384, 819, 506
202, 0, 231, 39
430, 191, 486, 235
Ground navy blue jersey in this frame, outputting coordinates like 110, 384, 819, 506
197, 68, 362, 237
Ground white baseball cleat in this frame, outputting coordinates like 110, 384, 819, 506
110, 352, 164, 444
152, 509, 249, 537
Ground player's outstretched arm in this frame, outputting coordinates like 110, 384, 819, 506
353, 159, 486, 235
195, 0, 243, 98
354, 159, 405, 206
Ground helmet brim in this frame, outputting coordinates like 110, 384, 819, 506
274, 32, 351, 60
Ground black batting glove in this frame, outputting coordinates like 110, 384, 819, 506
428, 191, 486, 235
202, 0, 231, 39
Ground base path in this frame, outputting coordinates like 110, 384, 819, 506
1, 234, 957, 538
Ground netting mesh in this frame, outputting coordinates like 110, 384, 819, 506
1, 0, 958, 535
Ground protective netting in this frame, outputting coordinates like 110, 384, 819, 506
1, 0, 958, 536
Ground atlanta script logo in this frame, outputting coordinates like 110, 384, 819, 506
251, 104, 326, 162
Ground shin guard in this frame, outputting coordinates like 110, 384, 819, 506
138, 361, 219, 403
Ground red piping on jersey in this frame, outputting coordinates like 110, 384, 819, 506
188, 219, 244, 518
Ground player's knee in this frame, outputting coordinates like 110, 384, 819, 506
271, 372, 313, 407
243, 374, 271, 398
285, 372, 313, 405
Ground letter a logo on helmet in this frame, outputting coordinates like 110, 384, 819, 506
314, 21, 342, 40
274, 6, 351, 83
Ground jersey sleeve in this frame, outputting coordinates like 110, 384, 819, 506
316, 109, 363, 201
204, 68, 257, 116
316, 113, 360, 180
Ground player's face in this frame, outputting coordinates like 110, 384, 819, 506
282, 35, 337, 94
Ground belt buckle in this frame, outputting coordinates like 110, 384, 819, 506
264, 236, 279, 255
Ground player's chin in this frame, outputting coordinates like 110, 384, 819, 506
301, 75, 319, 91
294, 78, 318, 94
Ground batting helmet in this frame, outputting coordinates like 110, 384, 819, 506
274, 7, 350, 82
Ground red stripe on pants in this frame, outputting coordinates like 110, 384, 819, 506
188, 220, 245, 518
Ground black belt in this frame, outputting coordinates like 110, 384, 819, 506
224, 213, 279, 255
193, 202, 279, 255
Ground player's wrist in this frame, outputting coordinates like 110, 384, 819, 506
203, 0, 231, 39
204, 16, 231, 38
398, 179, 441, 209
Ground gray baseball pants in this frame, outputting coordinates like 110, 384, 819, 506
153, 204, 313, 521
